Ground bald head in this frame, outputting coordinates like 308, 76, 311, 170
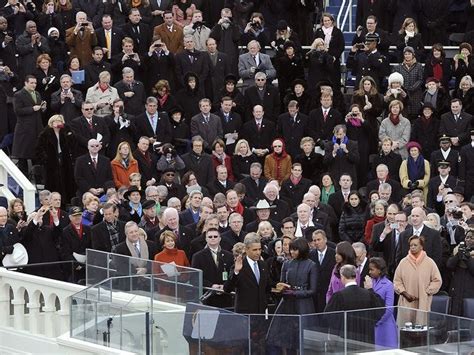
0, 206, 8, 226
410, 207, 426, 228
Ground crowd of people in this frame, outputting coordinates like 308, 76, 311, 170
1, 0, 474, 352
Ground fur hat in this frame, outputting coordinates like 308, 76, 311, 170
388, 72, 404, 86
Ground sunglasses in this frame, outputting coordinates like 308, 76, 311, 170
207, 235, 219, 239
83, 108, 94, 111
256, 79, 266, 81
444, 200, 455, 204
273, 145, 282, 148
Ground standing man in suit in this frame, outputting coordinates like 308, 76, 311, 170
243, 72, 280, 122
238, 40, 276, 91
396, 207, 442, 268
216, 96, 242, 155
149, 0, 173, 28
276, 100, 310, 159
114, 67, 146, 116
133, 136, 159, 188
91, 203, 126, 252
190, 98, 223, 149
240, 105, 276, 163
192, 228, 234, 307
459, 129, 474, 201
70, 101, 111, 157
134, 96, 172, 149
309, 93, 343, 143
50, 74, 83, 125
309, 229, 336, 312
95, 15, 123, 61
152, 11, 183, 54
145, 38, 176, 92
353, 242, 369, 287
430, 134, 460, 178
366, 164, 402, 203
175, 35, 210, 90
12, 75, 46, 174
84, 47, 112, 88
439, 99, 473, 149
328, 174, 354, 218
183, 10, 211, 51
224, 232, 270, 313
206, 37, 231, 102
65, 12, 97, 66
74, 138, 113, 197
122, 8, 152, 56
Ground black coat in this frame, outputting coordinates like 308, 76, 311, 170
452, 88, 474, 116
232, 154, 258, 182
74, 154, 113, 196
310, 247, 336, 313
313, 26, 345, 87
267, 198, 291, 223
91, 220, 126, 252
439, 112, 473, 147
215, 110, 243, 154
240, 176, 267, 205
35, 127, 76, 203
324, 139, 360, 188
133, 149, 159, 188
134, 111, 173, 144
50, 88, 83, 124
122, 22, 152, 55
328, 191, 345, 218
309, 107, 343, 142
446, 253, 474, 316
95, 27, 124, 60
396, 225, 442, 268
293, 152, 324, 185
104, 113, 137, 158
429, 149, 459, 178
339, 204, 367, 243
84, 60, 112, 88
243, 85, 280, 122
371, 221, 399, 278
276, 112, 311, 159
144, 50, 176, 92
423, 56, 452, 89
224, 257, 271, 314
181, 151, 215, 186
240, 119, 276, 152
371, 151, 403, 182
175, 50, 210, 88
12, 88, 43, 159
207, 52, 232, 102
410, 116, 440, 159
418, 0, 449, 45
115, 80, 146, 116
0, 224, 21, 264
356, 0, 391, 31
60, 223, 92, 261
275, 54, 305, 97
459, 144, 474, 201
280, 177, 312, 211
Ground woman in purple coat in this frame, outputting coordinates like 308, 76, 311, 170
326, 241, 360, 302
364, 257, 398, 349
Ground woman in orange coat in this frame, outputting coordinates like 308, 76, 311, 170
154, 230, 190, 267
111, 141, 139, 188
264, 138, 292, 185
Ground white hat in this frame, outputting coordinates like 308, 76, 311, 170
250, 199, 276, 210
2, 243, 28, 267
388, 72, 404, 86
48, 27, 59, 36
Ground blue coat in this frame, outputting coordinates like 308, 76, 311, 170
372, 276, 398, 349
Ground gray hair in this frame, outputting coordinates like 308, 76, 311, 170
156, 185, 168, 198
122, 67, 134, 76
255, 72, 267, 80
379, 183, 392, 192
340, 264, 357, 279
244, 232, 261, 247
145, 185, 158, 197
250, 162, 262, 170
352, 242, 366, 254
167, 197, 181, 207
146, 96, 158, 105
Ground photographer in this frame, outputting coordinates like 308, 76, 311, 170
0, 16, 18, 72
65, 11, 97, 67
50, 74, 83, 124
241, 12, 270, 52
156, 143, 185, 179
1, 0, 33, 37
111, 37, 143, 82
183, 10, 210, 51
105, 98, 136, 158
271, 20, 301, 59
442, 197, 469, 253
447, 227, 474, 316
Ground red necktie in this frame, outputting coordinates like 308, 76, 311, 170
88, 119, 93, 131
323, 110, 328, 122
92, 157, 97, 169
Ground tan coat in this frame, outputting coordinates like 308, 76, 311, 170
394, 251, 442, 325
153, 23, 184, 54
399, 159, 430, 202
65, 27, 98, 66
264, 154, 292, 185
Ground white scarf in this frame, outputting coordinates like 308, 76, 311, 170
126, 237, 149, 268
322, 26, 333, 47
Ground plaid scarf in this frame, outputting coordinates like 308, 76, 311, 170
106, 221, 120, 248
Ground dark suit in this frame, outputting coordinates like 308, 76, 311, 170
175, 49, 210, 88
216, 110, 242, 153
439, 112, 473, 147
133, 149, 159, 188
358, 259, 369, 287
267, 198, 291, 223
192, 247, 234, 307
134, 111, 173, 144
241, 176, 267, 206
328, 191, 346, 218
144, 49, 176, 91
74, 154, 113, 196
459, 143, 474, 201
324, 139, 360, 188
0, 224, 21, 264
208, 179, 235, 196
309, 107, 343, 142
69, 115, 111, 157
220, 229, 246, 249
207, 51, 231, 101
427, 175, 458, 210
430, 149, 460, 177
190, 112, 223, 148
179, 208, 198, 227
371, 221, 400, 278
50, 88, 83, 124
114, 80, 146, 116
122, 22, 152, 55
309, 247, 336, 313
95, 27, 124, 60
224, 257, 270, 314
243, 85, 280, 122
91, 220, 126, 252
276, 112, 311, 159
280, 177, 313, 211
396, 225, 442, 267
240, 119, 276, 152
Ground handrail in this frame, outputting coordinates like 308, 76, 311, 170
0, 149, 36, 214
341, 0, 353, 32
336, 0, 348, 29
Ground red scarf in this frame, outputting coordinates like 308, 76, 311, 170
71, 223, 83, 240
158, 94, 168, 108
432, 63, 443, 82
229, 201, 244, 216
290, 174, 302, 185
389, 113, 400, 125
99, 83, 109, 92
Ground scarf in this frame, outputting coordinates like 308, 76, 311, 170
126, 236, 149, 268
131, 0, 142, 7
408, 250, 426, 266
407, 154, 425, 182
321, 185, 335, 204
212, 150, 226, 164
322, 26, 333, 47
71, 222, 83, 240
157, 93, 168, 108
229, 201, 244, 216
121, 158, 129, 169
106, 221, 120, 248
331, 135, 349, 155
99, 83, 109, 92
389, 113, 400, 125
347, 116, 362, 127
431, 57, 443, 81
290, 174, 302, 185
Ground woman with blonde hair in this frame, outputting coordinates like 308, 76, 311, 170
232, 139, 258, 181
256, 220, 277, 258
81, 194, 100, 226
452, 75, 474, 115
294, 137, 324, 184
153, 79, 178, 113
111, 141, 139, 188
306, 37, 336, 89
379, 100, 411, 159
35, 114, 76, 203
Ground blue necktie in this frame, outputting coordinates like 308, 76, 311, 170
253, 261, 260, 283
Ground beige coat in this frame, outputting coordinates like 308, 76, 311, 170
399, 159, 430, 202
394, 251, 442, 325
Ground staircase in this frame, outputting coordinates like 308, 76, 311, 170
325, 0, 357, 45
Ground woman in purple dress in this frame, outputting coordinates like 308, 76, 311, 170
326, 241, 359, 302
364, 257, 398, 349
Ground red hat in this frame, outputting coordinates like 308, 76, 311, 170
406, 141, 422, 152
425, 77, 439, 84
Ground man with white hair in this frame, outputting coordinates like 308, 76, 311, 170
66, 11, 97, 65
0, 207, 20, 264
50, 74, 83, 123
179, 190, 203, 226
240, 162, 267, 206
295, 203, 315, 238
243, 71, 280, 122
155, 207, 194, 258
366, 164, 402, 202
238, 39, 276, 90
175, 34, 210, 89
263, 183, 291, 222
114, 67, 146, 115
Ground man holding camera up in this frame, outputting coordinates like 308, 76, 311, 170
66, 11, 97, 66
183, 10, 210, 51
427, 160, 458, 214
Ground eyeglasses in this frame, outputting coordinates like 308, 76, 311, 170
207, 235, 220, 239
444, 200, 455, 204
83, 108, 94, 111
90, 145, 100, 148
256, 79, 266, 81
273, 145, 282, 148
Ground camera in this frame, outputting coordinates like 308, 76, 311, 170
250, 21, 262, 31
452, 209, 464, 220
458, 242, 472, 261
408, 180, 419, 189
154, 43, 162, 48
356, 43, 365, 49
153, 141, 163, 152
192, 21, 203, 30
335, 138, 341, 144
351, 113, 358, 117
81, 23, 88, 27
390, 222, 399, 229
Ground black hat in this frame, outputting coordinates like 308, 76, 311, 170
453, 186, 465, 197
123, 186, 144, 201
283, 41, 296, 51
470, 128, 474, 135
292, 78, 307, 89
365, 33, 380, 44
224, 74, 237, 84
439, 134, 451, 143
162, 167, 176, 175
437, 160, 450, 168
142, 200, 156, 210
169, 106, 183, 116
69, 206, 83, 216
422, 102, 435, 111
276, 20, 288, 31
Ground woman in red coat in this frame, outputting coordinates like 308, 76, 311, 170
364, 199, 388, 245
111, 141, 139, 188
211, 138, 235, 181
